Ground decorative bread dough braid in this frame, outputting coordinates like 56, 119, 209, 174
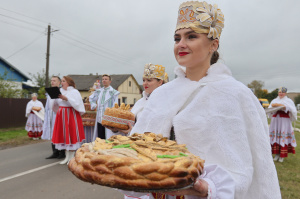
68, 133, 204, 191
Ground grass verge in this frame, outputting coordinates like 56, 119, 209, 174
275, 131, 300, 199
0, 127, 45, 150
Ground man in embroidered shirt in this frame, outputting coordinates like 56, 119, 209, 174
89, 74, 120, 139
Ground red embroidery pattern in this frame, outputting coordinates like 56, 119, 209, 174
102, 115, 135, 126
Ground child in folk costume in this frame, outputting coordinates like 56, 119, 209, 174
25, 93, 44, 140
51, 76, 86, 165
124, 1, 281, 198
269, 87, 297, 162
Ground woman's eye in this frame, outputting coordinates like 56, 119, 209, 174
174, 37, 180, 42
188, 35, 197, 39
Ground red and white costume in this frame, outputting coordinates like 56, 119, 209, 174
25, 99, 44, 138
269, 96, 297, 157
51, 86, 85, 150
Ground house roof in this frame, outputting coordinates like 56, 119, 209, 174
0, 56, 30, 81
68, 74, 141, 92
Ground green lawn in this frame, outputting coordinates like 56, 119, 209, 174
276, 130, 300, 199
0, 127, 44, 149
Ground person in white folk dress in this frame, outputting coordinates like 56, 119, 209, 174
123, 1, 281, 198
269, 87, 297, 163
108, 63, 168, 199
25, 93, 44, 140
51, 76, 86, 165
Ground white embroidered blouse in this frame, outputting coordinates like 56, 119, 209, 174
129, 63, 281, 199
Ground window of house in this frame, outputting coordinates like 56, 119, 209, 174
129, 81, 131, 87
122, 97, 127, 104
133, 98, 136, 104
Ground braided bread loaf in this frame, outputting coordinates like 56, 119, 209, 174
68, 133, 204, 191
101, 103, 135, 130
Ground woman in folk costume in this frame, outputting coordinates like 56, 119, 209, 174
269, 87, 297, 162
25, 93, 44, 140
125, 1, 281, 198
131, 64, 168, 121
51, 76, 85, 164
116, 64, 167, 199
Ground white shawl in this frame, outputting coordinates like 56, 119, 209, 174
131, 91, 150, 120
269, 96, 297, 121
25, 99, 44, 118
131, 63, 281, 199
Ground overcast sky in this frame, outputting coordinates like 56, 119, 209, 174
0, 0, 299, 92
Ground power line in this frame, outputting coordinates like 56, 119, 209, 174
0, 6, 48, 25
57, 28, 128, 58
6, 32, 44, 59
0, 19, 43, 33
56, 32, 134, 64
52, 35, 134, 66
0, 7, 137, 67
0, 13, 45, 28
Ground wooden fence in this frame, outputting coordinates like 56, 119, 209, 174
0, 98, 46, 129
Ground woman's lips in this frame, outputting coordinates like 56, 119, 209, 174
179, 52, 189, 56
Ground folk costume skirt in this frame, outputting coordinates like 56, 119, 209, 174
52, 106, 85, 150
270, 111, 296, 157
25, 112, 43, 138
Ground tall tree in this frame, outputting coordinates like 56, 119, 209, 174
247, 80, 264, 97
28, 69, 51, 99
266, 89, 279, 103
29, 68, 50, 88
0, 71, 23, 98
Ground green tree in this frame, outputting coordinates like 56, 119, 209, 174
247, 80, 264, 97
0, 71, 23, 98
266, 89, 279, 103
294, 94, 300, 106
28, 69, 51, 99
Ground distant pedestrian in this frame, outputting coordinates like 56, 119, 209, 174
25, 93, 44, 140
42, 76, 65, 159
51, 76, 85, 164
269, 87, 297, 162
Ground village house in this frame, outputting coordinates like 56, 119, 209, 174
68, 74, 143, 105
0, 56, 30, 97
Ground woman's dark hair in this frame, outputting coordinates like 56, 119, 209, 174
210, 51, 219, 65
63, 76, 76, 88
210, 40, 220, 65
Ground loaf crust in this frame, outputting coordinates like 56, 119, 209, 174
101, 103, 135, 130
68, 133, 204, 191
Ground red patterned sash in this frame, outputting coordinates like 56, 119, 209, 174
273, 111, 289, 118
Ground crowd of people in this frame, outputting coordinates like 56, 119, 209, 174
23, 1, 299, 198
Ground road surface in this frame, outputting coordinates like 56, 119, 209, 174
0, 141, 124, 199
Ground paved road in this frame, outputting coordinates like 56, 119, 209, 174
0, 141, 124, 199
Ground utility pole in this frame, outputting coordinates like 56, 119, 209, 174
45, 24, 58, 88
45, 24, 51, 88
